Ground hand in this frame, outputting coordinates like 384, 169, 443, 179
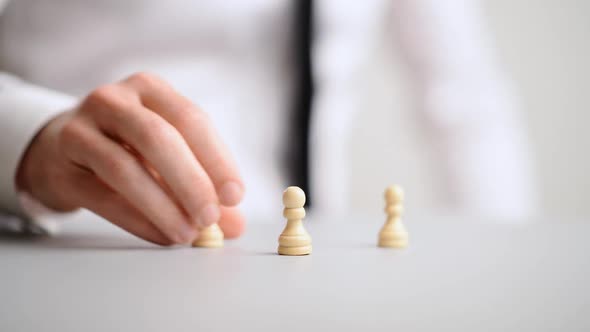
16, 73, 245, 245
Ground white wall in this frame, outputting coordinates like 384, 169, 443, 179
348, 0, 590, 216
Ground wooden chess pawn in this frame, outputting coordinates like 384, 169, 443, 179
278, 186, 312, 255
378, 185, 408, 248
192, 223, 224, 248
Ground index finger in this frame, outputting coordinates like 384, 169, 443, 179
122, 73, 245, 206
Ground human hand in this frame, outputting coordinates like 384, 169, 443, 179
16, 73, 245, 245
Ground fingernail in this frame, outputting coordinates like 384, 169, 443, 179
219, 181, 244, 206
198, 203, 221, 227
177, 224, 197, 244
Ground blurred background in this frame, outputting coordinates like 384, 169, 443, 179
1, 0, 588, 223
349, 0, 590, 217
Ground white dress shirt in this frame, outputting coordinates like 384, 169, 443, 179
0, 0, 535, 233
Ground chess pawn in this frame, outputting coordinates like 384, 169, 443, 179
192, 223, 224, 248
278, 186, 312, 255
378, 185, 409, 248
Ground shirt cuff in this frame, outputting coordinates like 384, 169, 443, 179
0, 75, 77, 218
0, 192, 66, 235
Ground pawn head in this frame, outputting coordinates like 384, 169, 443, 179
384, 185, 404, 203
283, 186, 306, 208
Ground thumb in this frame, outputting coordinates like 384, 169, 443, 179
218, 206, 245, 239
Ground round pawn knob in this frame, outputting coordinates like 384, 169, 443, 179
283, 186, 306, 208
384, 185, 404, 204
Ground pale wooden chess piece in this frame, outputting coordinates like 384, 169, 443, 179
192, 223, 224, 248
278, 186, 312, 255
378, 185, 408, 248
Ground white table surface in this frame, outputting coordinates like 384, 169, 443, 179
1, 212, 588, 332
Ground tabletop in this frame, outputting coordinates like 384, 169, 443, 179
0, 211, 588, 332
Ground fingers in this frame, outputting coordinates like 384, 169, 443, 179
122, 73, 244, 206
218, 206, 246, 239
60, 118, 198, 244
83, 85, 221, 228
65, 171, 173, 246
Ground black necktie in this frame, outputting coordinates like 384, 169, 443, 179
290, 0, 313, 206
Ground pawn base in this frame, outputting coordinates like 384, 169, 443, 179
192, 240, 224, 248
278, 245, 312, 256
378, 233, 408, 248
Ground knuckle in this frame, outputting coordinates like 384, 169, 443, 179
189, 106, 210, 123
174, 105, 193, 120
127, 71, 163, 89
58, 121, 94, 160
173, 106, 209, 134
59, 120, 85, 144
172, 105, 205, 130
138, 117, 180, 149
84, 85, 119, 108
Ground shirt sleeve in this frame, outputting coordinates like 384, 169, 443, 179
310, 1, 381, 214
0, 73, 76, 230
390, 0, 537, 220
